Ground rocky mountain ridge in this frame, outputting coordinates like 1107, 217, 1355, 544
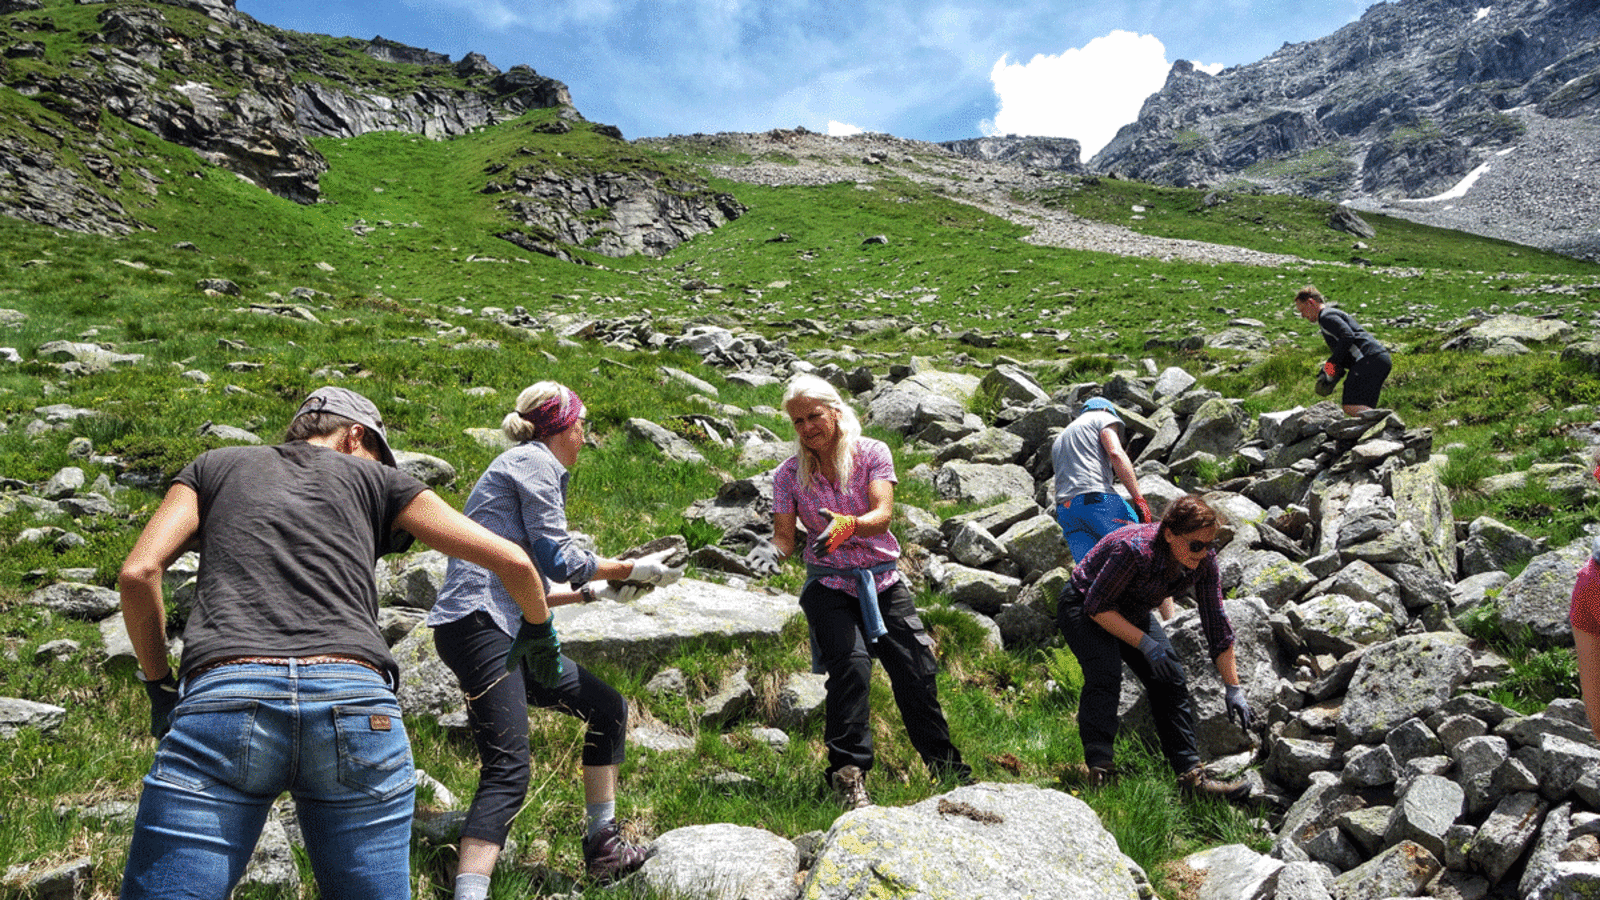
1084, 0, 1600, 259
0, 0, 738, 258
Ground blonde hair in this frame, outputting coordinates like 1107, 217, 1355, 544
502, 381, 583, 442
782, 374, 862, 490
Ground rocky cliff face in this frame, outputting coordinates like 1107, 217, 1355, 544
1093, 0, 1600, 257
0, 0, 728, 256
939, 136, 1086, 173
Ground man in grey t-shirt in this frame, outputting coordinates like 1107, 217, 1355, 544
1051, 398, 1152, 563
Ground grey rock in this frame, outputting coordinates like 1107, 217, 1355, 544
1266, 737, 1344, 794
1330, 840, 1440, 900
0, 697, 68, 739
931, 562, 1021, 615
1460, 515, 1544, 577
1337, 632, 1474, 745
625, 417, 707, 464
1170, 398, 1247, 462
1288, 593, 1396, 656
640, 823, 792, 900
775, 672, 826, 730
1472, 791, 1548, 883
1383, 774, 1463, 858
1535, 733, 1600, 802
865, 370, 981, 435
947, 521, 1008, 568
1455, 735, 1512, 815
390, 622, 463, 719
41, 466, 85, 500
931, 461, 1035, 505
1179, 843, 1283, 899
27, 582, 119, 620
799, 783, 1146, 900
1521, 801, 1573, 899
700, 667, 755, 727
395, 450, 456, 487
552, 578, 800, 668
998, 514, 1071, 575
1493, 536, 1591, 647
1341, 743, 1398, 789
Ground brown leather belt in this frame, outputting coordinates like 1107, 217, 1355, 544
187, 654, 382, 681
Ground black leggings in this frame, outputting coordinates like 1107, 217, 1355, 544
1342, 352, 1392, 408
433, 611, 628, 846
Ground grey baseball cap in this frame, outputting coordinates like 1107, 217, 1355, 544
293, 386, 398, 467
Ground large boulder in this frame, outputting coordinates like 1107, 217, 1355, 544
865, 370, 981, 435
1338, 633, 1474, 745
1493, 537, 1589, 647
799, 783, 1149, 900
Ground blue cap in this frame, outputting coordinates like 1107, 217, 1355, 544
1082, 397, 1121, 420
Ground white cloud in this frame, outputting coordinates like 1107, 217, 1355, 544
981, 30, 1219, 159
827, 121, 866, 137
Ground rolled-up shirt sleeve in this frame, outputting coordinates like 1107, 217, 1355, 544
1192, 556, 1235, 659
504, 450, 597, 586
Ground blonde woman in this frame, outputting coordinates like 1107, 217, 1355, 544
770, 374, 970, 809
428, 382, 681, 893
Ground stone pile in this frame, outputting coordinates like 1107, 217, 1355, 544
9, 334, 1600, 898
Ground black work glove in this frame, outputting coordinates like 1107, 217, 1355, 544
1138, 634, 1184, 685
140, 671, 180, 739
506, 618, 564, 688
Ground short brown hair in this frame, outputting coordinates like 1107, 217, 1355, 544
284, 412, 385, 458
1159, 495, 1222, 537
1294, 286, 1324, 305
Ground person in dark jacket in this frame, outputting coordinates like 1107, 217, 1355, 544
1295, 285, 1392, 416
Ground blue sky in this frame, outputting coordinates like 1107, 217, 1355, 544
236, 0, 1381, 159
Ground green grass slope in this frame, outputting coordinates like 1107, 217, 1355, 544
0, 106, 1597, 898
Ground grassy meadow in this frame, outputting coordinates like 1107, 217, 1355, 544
0, 110, 1598, 897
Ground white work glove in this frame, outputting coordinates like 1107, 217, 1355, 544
628, 548, 683, 586
592, 582, 649, 603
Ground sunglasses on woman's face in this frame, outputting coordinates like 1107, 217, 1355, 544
1187, 538, 1221, 554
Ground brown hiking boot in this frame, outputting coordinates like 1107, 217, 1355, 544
583, 822, 650, 883
830, 765, 872, 810
1066, 762, 1119, 788
1178, 765, 1251, 803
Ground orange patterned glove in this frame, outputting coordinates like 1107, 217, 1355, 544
1323, 361, 1339, 378
1134, 497, 1153, 524
811, 510, 857, 558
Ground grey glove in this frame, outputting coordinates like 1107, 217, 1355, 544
1225, 684, 1253, 730
1138, 633, 1184, 685
507, 618, 564, 688
139, 670, 179, 739
744, 534, 783, 576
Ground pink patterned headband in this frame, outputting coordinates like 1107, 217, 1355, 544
519, 386, 583, 440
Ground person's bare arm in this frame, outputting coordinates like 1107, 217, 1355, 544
773, 512, 798, 559
1577, 630, 1600, 742
119, 484, 201, 680
1099, 426, 1146, 513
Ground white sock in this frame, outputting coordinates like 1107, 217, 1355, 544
454, 872, 490, 900
585, 800, 616, 839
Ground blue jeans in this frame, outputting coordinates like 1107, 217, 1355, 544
121, 661, 416, 900
1055, 492, 1139, 563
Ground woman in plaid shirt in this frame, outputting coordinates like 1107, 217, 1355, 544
771, 374, 970, 809
1057, 494, 1253, 800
